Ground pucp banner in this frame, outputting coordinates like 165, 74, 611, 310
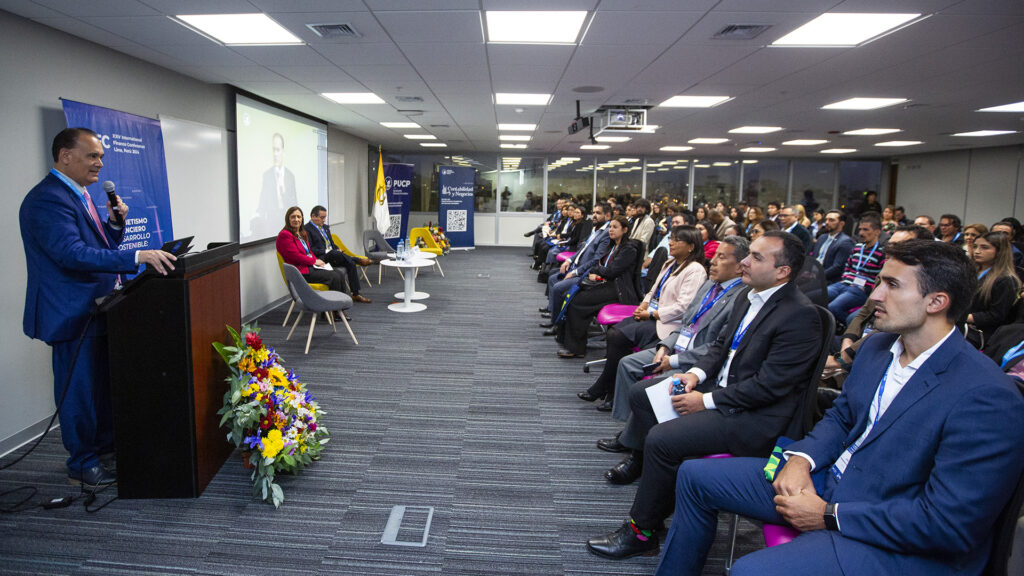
61, 99, 174, 272
437, 165, 475, 249
383, 163, 413, 248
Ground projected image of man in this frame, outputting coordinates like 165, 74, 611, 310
256, 133, 296, 235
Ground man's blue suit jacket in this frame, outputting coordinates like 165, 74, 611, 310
788, 331, 1024, 575
569, 227, 610, 277
20, 172, 139, 344
812, 232, 855, 283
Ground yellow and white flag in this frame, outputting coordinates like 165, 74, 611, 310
372, 147, 390, 234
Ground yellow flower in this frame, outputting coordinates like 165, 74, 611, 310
262, 429, 284, 459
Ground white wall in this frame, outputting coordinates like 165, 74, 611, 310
0, 10, 369, 452
896, 145, 1024, 226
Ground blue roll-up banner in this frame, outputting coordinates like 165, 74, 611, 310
383, 163, 413, 248
438, 165, 475, 249
61, 100, 174, 273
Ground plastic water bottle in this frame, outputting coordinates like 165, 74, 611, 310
397, 240, 405, 261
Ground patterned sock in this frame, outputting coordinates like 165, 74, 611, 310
629, 518, 655, 541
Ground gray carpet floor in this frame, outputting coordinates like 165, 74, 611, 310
0, 246, 763, 575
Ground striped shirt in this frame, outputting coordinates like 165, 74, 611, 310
840, 242, 884, 290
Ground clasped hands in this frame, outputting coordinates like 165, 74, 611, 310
771, 455, 827, 531
668, 373, 704, 415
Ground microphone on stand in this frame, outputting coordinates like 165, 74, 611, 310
102, 180, 124, 227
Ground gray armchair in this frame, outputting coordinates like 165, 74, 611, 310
363, 228, 402, 283
282, 263, 358, 354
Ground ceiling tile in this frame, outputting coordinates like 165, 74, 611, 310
32, 16, 137, 46
367, 0, 480, 9
0, 0, 65, 18
128, 0, 255, 14
251, 0, 366, 12
150, 44, 257, 66
83, 15, 215, 46
486, 44, 575, 68
583, 10, 703, 45
402, 42, 486, 69
315, 42, 408, 66
490, 65, 565, 93
267, 11, 390, 44
268, 65, 356, 83
31, 0, 159, 17
230, 46, 333, 67
234, 81, 316, 95
377, 10, 483, 43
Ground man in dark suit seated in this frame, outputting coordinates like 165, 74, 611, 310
540, 204, 611, 323
776, 206, 814, 253
304, 205, 371, 303
652, 239, 1024, 576
812, 210, 855, 284
586, 231, 823, 559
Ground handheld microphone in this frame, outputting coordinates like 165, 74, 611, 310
102, 180, 124, 226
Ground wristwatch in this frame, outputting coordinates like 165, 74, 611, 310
824, 502, 839, 531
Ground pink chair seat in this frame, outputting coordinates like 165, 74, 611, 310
596, 304, 637, 325
763, 523, 800, 547
703, 453, 735, 459
556, 251, 576, 263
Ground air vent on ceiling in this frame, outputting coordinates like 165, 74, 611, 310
306, 23, 361, 39
396, 96, 423, 103
397, 109, 424, 116
429, 124, 450, 128
713, 24, 771, 40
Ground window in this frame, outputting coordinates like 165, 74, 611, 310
597, 157, 643, 206
645, 157, 691, 208
498, 156, 544, 213
741, 159, 787, 209
692, 159, 739, 210
792, 160, 836, 216
838, 160, 883, 215
548, 156, 595, 212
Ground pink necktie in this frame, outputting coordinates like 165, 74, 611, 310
82, 189, 110, 247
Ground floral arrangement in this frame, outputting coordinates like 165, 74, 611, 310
426, 221, 451, 254
213, 324, 329, 507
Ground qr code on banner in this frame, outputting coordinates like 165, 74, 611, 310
447, 210, 468, 232
384, 215, 402, 239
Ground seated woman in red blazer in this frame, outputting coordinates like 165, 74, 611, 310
276, 206, 349, 297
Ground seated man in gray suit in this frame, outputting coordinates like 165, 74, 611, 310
812, 210, 855, 284
541, 204, 611, 322
598, 235, 750, 481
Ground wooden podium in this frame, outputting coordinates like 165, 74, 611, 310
106, 243, 240, 499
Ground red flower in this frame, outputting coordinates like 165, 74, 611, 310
259, 416, 272, 430
245, 332, 263, 350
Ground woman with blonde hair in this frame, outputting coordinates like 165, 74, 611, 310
793, 203, 811, 228
962, 223, 988, 255
967, 231, 1021, 335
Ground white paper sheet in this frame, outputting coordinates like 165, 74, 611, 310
646, 377, 680, 423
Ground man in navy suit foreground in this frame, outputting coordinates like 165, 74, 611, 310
20, 128, 176, 489
654, 239, 1024, 576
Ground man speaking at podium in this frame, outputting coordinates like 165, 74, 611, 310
20, 128, 176, 489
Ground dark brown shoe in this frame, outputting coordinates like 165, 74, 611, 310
353, 294, 372, 304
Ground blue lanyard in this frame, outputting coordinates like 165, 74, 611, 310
691, 278, 742, 325
602, 244, 617, 266
872, 355, 896, 426
951, 231, 962, 243
50, 168, 97, 219
854, 241, 879, 272
654, 263, 676, 300
298, 236, 311, 255
978, 268, 990, 280
1002, 340, 1024, 368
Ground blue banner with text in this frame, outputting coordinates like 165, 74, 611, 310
62, 100, 174, 271
438, 165, 475, 248
383, 163, 413, 248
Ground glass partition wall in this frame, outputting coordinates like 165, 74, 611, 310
371, 148, 885, 241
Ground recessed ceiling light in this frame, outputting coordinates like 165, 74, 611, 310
952, 130, 1018, 137
618, 158, 640, 162
498, 123, 537, 131
499, 134, 531, 141
742, 160, 759, 164
821, 148, 858, 154
772, 13, 922, 47
843, 128, 902, 136
485, 11, 588, 44
500, 143, 528, 149
420, 142, 447, 147
783, 139, 829, 145
729, 126, 783, 134
380, 121, 420, 129
322, 92, 385, 104
580, 144, 610, 150
874, 140, 923, 147
659, 95, 733, 108
694, 164, 711, 168
660, 146, 694, 152
174, 13, 303, 45
495, 93, 551, 106
977, 101, 1024, 113
403, 134, 436, 140
740, 147, 776, 153
713, 162, 733, 167
595, 136, 631, 143
689, 138, 729, 144
823, 98, 908, 110
672, 165, 688, 169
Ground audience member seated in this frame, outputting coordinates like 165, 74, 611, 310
880, 204, 897, 233
913, 214, 936, 237
809, 208, 825, 238
586, 231, 822, 560
629, 199, 656, 249
776, 205, 813, 253
276, 206, 350, 315
541, 204, 611, 321
749, 218, 779, 241
984, 322, 1024, 380
707, 208, 735, 240
524, 196, 565, 239
991, 219, 1024, 269
537, 203, 590, 270
968, 231, 1022, 336
812, 210, 855, 284
651, 239, 1024, 576
719, 223, 742, 238
532, 201, 576, 269
744, 206, 764, 236
938, 213, 964, 245
962, 222, 987, 255
641, 214, 685, 276
766, 201, 781, 222
577, 226, 707, 410
600, 236, 749, 446
826, 212, 883, 324
304, 205, 371, 303
554, 216, 640, 359
894, 205, 909, 225
695, 220, 719, 261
